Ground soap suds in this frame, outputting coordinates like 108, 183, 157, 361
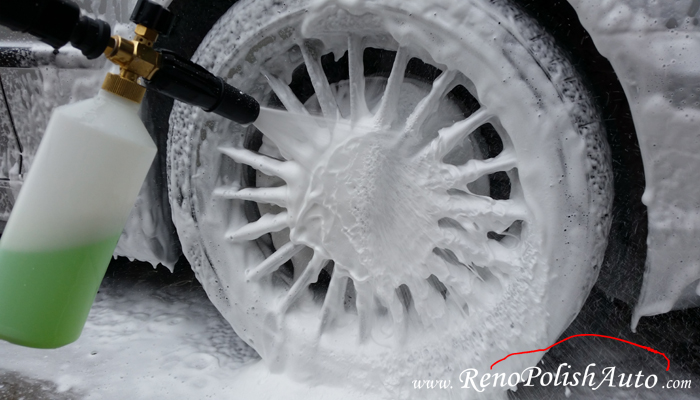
567, 0, 700, 326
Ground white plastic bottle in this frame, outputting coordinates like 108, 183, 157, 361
0, 73, 157, 348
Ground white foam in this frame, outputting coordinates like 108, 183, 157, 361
567, 0, 700, 326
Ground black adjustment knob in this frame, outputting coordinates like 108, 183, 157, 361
130, 0, 175, 36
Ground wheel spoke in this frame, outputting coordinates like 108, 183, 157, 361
318, 269, 349, 336
226, 212, 288, 242
431, 250, 477, 287
252, 109, 332, 165
278, 252, 326, 313
300, 41, 339, 120
406, 277, 446, 327
445, 194, 528, 229
378, 288, 406, 326
442, 194, 529, 225
444, 282, 470, 318
219, 146, 290, 179
403, 69, 457, 136
438, 228, 521, 274
433, 108, 493, 158
439, 238, 487, 270
348, 35, 369, 120
455, 149, 517, 184
262, 68, 309, 116
508, 169, 525, 200
374, 47, 409, 128
246, 241, 304, 281
354, 279, 374, 342
214, 186, 287, 207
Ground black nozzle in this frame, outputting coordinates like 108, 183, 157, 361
0, 0, 111, 59
146, 51, 260, 125
0, 0, 79, 49
70, 16, 111, 59
130, 0, 175, 36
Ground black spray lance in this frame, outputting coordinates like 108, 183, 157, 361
0, 0, 260, 122
0, 0, 260, 348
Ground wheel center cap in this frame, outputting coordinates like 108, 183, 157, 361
287, 119, 441, 287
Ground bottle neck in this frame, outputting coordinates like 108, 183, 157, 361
101, 72, 146, 105
98, 89, 142, 113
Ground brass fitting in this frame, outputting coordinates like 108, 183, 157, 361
104, 31, 160, 80
100, 24, 162, 103
134, 25, 159, 47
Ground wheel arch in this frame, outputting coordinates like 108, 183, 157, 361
563, 0, 700, 324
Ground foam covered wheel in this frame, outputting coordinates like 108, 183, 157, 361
168, 0, 613, 397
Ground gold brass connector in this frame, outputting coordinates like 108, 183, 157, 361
134, 25, 159, 47
104, 34, 160, 80
101, 24, 162, 103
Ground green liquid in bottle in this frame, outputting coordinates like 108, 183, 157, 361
0, 234, 120, 348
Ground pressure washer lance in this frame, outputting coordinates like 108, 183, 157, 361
0, 0, 260, 349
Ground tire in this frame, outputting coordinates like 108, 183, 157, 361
168, 0, 613, 397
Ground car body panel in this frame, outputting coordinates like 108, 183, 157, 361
569, 0, 700, 324
0, 83, 21, 228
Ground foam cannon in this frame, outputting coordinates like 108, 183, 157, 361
0, 0, 260, 348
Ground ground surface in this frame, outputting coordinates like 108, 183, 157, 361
0, 257, 699, 399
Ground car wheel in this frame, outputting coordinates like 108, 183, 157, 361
168, 0, 613, 395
